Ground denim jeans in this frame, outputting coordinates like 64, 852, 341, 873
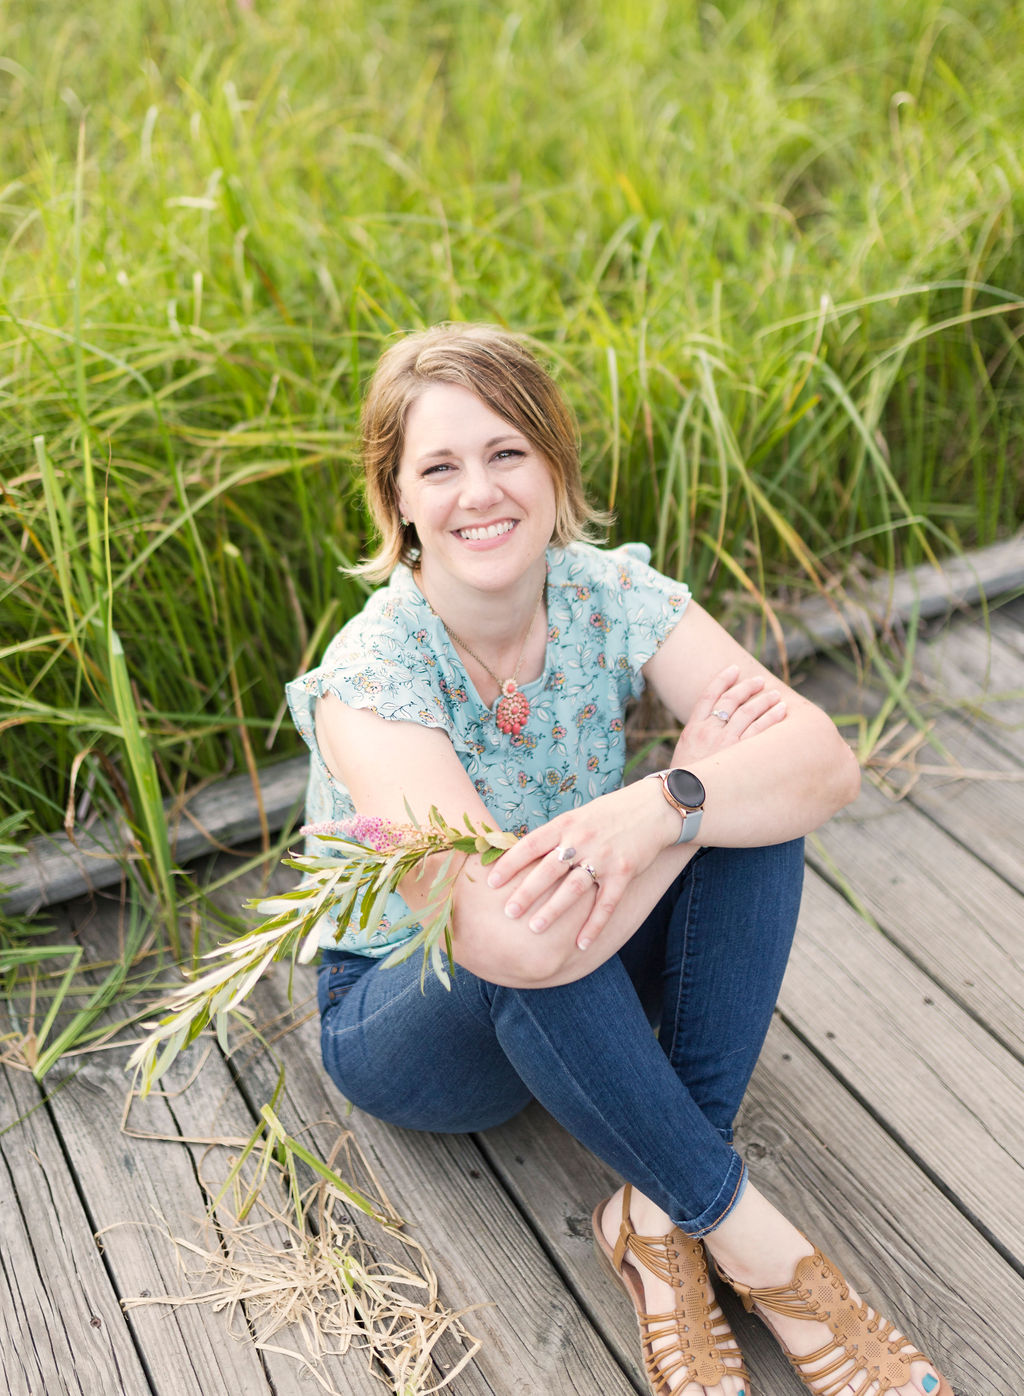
318, 839, 804, 1237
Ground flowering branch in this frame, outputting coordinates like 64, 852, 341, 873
128, 809, 518, 1094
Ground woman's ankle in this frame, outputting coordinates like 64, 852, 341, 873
701, 1183, 813, 1286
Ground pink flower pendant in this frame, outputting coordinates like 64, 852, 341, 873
495, 680, 530, 736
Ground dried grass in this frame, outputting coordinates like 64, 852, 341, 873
116, 1131, 484, 1395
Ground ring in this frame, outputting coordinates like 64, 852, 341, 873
555, 844, 577, 863
579, 861, 600, 887
712, 708, 731, 723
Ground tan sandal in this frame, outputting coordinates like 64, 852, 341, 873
721, 1245, 952, 1396
592, 1184, 751, 1395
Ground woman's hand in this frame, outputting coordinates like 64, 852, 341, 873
486, 664, 788, 956
672, 663, 786, 764
486, 773, 683, 953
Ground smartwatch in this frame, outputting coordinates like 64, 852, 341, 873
645, 768, 706, 844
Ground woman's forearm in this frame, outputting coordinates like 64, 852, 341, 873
673, 702, 860, 847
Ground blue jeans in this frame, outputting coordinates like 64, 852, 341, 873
318, 840, 804, 1237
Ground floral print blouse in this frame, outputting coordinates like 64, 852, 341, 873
285, 541, 690, 953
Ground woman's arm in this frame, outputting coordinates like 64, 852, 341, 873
314, 596, 858, 988
314, 695, 694, 987
487, 599, 860, 957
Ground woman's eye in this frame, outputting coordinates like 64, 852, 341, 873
495, 448, 524, 462
422, 462, 453, 476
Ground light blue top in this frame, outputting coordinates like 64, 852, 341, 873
285, 541, 690, 954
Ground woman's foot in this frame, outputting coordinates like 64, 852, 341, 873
703, 1185, 950, 1396
596, 1184, 749, 1396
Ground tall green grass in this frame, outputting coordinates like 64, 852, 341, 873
2, 0, 1022, 883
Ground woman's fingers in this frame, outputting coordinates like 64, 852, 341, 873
501, 844, 578, 918
487, 826, 550, 887
574, 876, 627, 949
524, 860, 601, 934
739, 697, 787, 738
691, 663, 740, 720
725, 686, 784, 736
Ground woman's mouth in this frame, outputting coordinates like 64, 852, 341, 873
455, 520, 517, 542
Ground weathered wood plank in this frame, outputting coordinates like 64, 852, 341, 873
2, 757, 309, 917
239, 963, 638, 1396
56, 895, 397, 1396
779, 869, 1024, 1258
35, 901, 279, 1396
797, 608, 1024, 895
806, 777, 1024, 1060
120, 1011, 388, 1396
750, 533, 1024, 667
0, 1058, 153, 1396
887, 709, 1024, 894
913, 616, 1024, 752
741, 1017, 1024, 1394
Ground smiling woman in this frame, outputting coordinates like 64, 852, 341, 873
284, 323, 950, 1396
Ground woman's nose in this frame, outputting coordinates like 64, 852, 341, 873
458, 463, 503, 511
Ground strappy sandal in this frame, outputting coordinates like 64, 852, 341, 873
720, 1245, 952, 1396
592, 1184, 751, 1395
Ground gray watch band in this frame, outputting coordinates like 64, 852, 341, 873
674, 805, 703, 845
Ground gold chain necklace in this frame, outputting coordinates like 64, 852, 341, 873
440, 581, 546, 736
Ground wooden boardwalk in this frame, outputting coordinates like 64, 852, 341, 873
3, 592, 1023, 1396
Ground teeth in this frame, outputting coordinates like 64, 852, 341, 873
458, 521, 515, 541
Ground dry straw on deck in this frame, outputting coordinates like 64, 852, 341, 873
112, 1130, 484, 1395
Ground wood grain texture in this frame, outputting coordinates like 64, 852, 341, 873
0, 1059, 152, 1396
3, 757, 308, 917
32, 901, 278, 1396
807, 778, 1024, 1060
740, 1017, 1024, 1395
780, 869, 1024, 1257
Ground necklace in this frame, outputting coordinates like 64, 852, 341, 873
440, 580, 546, 736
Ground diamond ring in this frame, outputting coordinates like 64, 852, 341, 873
580, 861, 600, 887
712, 708, 731, 723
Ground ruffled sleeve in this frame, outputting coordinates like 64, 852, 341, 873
611, 543, 691, 695
285, 592, 476, 797
551, 542, 690, 705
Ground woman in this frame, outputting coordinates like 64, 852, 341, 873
286, 324, 950, 1396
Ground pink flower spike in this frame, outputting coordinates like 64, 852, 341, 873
300, 815, 414, 854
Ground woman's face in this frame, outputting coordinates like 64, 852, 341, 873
395, 382, 557, 597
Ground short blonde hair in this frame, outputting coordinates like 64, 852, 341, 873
354, 323, 608, 580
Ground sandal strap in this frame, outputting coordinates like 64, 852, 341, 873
724, 1247, 926, 1396
609, 1185, 750, 1388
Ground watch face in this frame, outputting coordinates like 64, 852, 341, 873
666, 768, 705, 810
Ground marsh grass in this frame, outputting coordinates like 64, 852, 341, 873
2, 0, 1022, 952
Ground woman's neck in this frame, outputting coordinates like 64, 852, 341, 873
415, 557, 547, 650
414, 556, 549, 687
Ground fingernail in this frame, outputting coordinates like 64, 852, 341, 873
505, 901, 521, 918
578, 937, 591, 950
488, 872, 501, 887
922, 1377, 938, 1394
529, 916, 546, 933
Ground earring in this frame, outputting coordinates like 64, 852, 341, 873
400, 515, 410, 527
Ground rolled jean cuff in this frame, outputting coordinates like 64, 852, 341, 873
675, 1154, 748, 1238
